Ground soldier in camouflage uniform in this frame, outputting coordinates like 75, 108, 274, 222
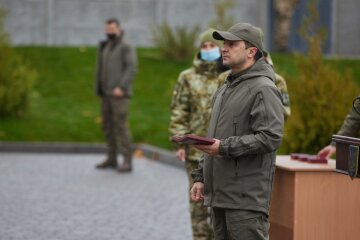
318, 95, 360, 158
169, 28, 228, 240
263, 51, 291, 119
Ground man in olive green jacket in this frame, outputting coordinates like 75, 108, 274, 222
95, 18, 137, 172
190, 23, 284, 240
318, 95, 360, 159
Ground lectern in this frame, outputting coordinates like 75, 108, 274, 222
332, 135, 360, 179
269, 156, 360, 240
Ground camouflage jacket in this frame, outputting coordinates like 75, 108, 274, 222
331, 96, 360, 146
275, 73, 291, 119
169, 57, 225, 161
218, 69, 291, 119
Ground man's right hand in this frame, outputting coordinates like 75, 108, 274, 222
112, 87, 124, 97
317, 145, 336, 159
190, 182, 204, 202
176, 148, 186, 162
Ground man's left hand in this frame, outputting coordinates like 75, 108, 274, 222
194, 139, 220, 156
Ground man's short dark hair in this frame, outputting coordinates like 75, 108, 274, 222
244, 40, 263, 61
106, 18, 120, 26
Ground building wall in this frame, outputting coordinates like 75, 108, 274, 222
1, 0, 359, 57
0, 0, 269, 47
331, 0, 360, 57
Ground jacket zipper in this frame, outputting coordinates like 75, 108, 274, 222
211, 83, 231, 206
235, 159, 239, 176
213, 83, 231, 137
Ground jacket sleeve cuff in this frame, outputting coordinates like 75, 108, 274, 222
192, 176, 204, 183
172, 142, 185, 150
191, 170, 204, 183
219, 139, 230, 157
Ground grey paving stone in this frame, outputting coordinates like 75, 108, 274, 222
0, 153, 192, 240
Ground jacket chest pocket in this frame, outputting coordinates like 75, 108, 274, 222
233, 116, 241, 136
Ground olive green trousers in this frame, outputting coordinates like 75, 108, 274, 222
101, 97, 132, 165
211, 207, 270, 240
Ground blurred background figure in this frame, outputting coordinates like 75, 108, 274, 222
318, 96, 360, 159
169, 28, 228, 240
274, 0, 298, 52
263, 50, 291, 120
95, 18, 137, 172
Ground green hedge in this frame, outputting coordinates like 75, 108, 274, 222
0, 9, 37, 117
279, 1, 360, 154
0, 47, 359, 152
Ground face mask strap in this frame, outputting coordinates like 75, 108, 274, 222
353, 97, 360, 115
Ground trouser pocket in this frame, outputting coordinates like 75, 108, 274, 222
226, 209, 269, 240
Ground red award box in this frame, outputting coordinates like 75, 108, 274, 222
290, 153, 328, 164
171, 134, 215, 145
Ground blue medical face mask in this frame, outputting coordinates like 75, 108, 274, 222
200, 47, 221, 62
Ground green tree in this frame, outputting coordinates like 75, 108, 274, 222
281, 0, 359, 153
0, 8, 37, 117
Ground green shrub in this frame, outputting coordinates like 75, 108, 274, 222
151, 0, 235, 60
0, 8, 37, 117
281, 1, 359, 154
151, 22, 199, 61
209, 0, 235, 30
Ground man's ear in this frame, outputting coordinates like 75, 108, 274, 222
248, 47, 258, 59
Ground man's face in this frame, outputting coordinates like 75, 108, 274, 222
221, 40, 256, 68
105, 23, 121, 36
200, 41, 218, 51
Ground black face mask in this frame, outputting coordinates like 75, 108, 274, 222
106, 33, 117, 41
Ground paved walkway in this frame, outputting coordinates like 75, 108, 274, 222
0, 153, 192, 240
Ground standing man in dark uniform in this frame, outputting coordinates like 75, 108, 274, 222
95, 18, 137, 172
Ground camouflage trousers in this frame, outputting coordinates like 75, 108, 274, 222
101, 97, 132, 165
185, 160, 213, 240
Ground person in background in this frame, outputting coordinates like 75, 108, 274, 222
95, 18, 137, 172
318, 96, 360, 159
274, 0, 299, 52
190, 23, 284, 240
169, 28, 228, 240
263, 50, 291, 119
